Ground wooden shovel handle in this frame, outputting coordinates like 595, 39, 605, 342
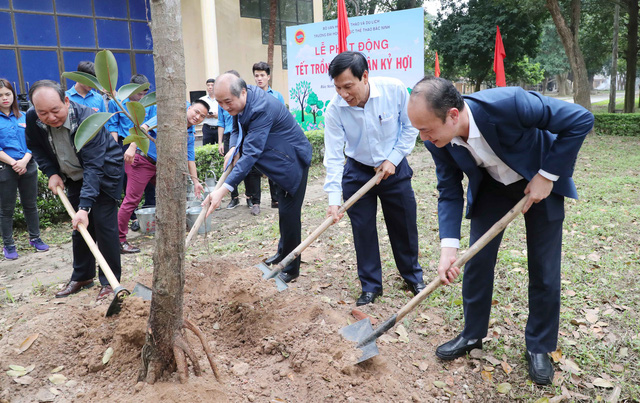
269, 171, 385, 275
395, 194, 530, 322
185, 164, 233, 247
56, 186, 121, 290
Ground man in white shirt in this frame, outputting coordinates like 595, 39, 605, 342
200, 78, 220, 145
323, 51, 424, 306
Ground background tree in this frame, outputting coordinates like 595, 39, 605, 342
290, 81, 311, 122
622, 0, 638, 112
533, 20, 571, 95
267, 0, 278, 87
431, 0, 544, 91
506, 56, 545, 88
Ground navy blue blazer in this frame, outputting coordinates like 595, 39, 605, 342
425, 87, 594, 241
226, 85, 312, 194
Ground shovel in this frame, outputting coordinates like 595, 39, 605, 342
185, 163, 234, 248
340, 195, 529, 363
259, 171, 385, 291
56, 187, 152, 316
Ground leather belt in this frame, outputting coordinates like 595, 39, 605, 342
347, 157, 375, 170
135, 149, 156, 165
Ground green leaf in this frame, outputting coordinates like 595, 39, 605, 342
140, 91, 156, 108
94, 50, 118, 95
126, 101, 147, 128
61, 72, 104, 92
136, 136, 150, 155
116, 83, 150, 103
73, 112, 113, 151
122, 132, 146, 146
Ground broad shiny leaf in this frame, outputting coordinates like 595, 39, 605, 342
126, 101, 147, 128
136, 136, 150, 155
74, 113, 113, 151
122, 133, 146, 145
61, 72, 104, 92
116, 83, 150, 103
140, 91, 156, 108
95, 50, 118, 95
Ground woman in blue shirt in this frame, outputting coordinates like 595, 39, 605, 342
0, 79, 48, 259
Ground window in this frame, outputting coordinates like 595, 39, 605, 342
240, 0, 314, 69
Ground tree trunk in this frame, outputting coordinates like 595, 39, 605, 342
542, 77, 548, 94
556, 73, 568, 96
624, 0, 638, 113
545, 0, 591, 110
140, 0, 187, 382
609, 3, 620, 113
267, 0, 277, 87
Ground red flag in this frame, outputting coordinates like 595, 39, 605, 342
494, 25, 506, 87
337, 0, 351, 53
435, 51, 441, 77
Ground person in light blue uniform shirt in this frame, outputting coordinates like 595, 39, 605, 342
323, 51, 424, 306
64, 61, 106, 114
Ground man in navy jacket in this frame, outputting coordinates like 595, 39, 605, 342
205, 73, 312, 284
26, 80, 123, 301
407, 77, 593, 385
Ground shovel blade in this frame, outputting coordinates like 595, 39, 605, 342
106, 289, 130, 317
256, 262, 288, 291
340, 317, 380, 362
132, 282, 153, 300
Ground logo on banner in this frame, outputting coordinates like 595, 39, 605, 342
294, 29, 305, 45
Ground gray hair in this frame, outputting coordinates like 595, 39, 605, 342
29, 80, 65, 103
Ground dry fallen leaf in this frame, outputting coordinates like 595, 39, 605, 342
592, 378, 614, 389
551, 349, 563, 363
534, 398, 550, 403
497, 382, 511, 394
396, 325, 410, 343
501, 361, 513, 375
6, 370, 26, 377
585, 312, 599, 324
50, 366, 64, 373
48, 374, 67, 385
49, 388, 60, 396
102, 347, 114, 365
481, 370, 493, 382
13, 375, 34, 385
611, 364, 624, 372
18, 333, 39, 354
433, 380, 446, 389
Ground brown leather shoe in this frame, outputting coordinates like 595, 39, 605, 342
55, 279, 94, 298
120, 241, 140, 254
96, 285, 114, 301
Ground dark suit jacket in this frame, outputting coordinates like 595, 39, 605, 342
425, 87, 594, 241
226, 85, 312, 195
25, 101, 124, 209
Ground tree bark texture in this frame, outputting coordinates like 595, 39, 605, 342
141, 0, 187, 382
624, 0, 638, 113
545, 0, 592, 110
267, 0, 277, 86
609, 3, 620, 113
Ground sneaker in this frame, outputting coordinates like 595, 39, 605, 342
250, 204, 260, 216
130, 220, 140, 232
3, 245, 18, 260
120, 241, 141, 254
226, 198, 240, 209
29, 237, 49, 252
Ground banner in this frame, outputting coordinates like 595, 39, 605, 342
286, 8, 424, 131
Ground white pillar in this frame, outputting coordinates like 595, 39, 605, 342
201, 0, 220, 78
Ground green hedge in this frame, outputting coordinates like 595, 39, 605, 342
593, 113, 640, 136
13, 170, 67, 228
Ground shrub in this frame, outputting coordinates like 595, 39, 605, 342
305, 130, 325, 165
194, 144, 225, 183
593, 113, 640, 137
13, 170, 67, 228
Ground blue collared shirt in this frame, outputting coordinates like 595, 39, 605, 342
107, 98, 157, 139
217, 106, 233, 134
267, 87, 285, 104
323, 76, 418, 205
142, 108, 195, 162
0, 110, 30, 160
65, 86, 106, 113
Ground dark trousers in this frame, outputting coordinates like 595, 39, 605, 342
223, 132, 261, 204
342, 158, 423, 293
269, 179, 282, 204
279, 166, 309, 276
461, 175, 564, 353
0, 160, 40, 246
66, 180, 121, 286
202, 124, 218, 145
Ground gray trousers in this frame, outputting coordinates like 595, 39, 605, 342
0, 160, 41, 247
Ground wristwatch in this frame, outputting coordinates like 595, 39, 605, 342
78, 206, 91, 214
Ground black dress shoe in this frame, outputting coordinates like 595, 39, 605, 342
526, 351, 554, 385
356, 291, 382, 306
264, 252, 282, 265
435, 334, 482, 360
278, 272, 299, 283
407, 281, 426, 295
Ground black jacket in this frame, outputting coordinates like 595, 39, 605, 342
25, 101, 123, 209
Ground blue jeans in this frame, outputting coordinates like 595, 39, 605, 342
0, 160, 41, 247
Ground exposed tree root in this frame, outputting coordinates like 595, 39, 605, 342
183, 318, 221, 380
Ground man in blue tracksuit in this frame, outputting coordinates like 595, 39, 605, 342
205, 73, 312, 284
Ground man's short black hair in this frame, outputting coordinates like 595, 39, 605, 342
328, 51, 368, 80
206, 78, 215, 84
411, 76, 465, 123
77, 61, 96, 76
29, 80, 65, 103
130, 74, 149, 85
252, 61, 271, 75
191, 99, 210, 113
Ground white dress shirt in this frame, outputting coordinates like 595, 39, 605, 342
200, 94, 219, 126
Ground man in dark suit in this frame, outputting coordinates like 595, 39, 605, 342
407, 77, 593, 385
25, 80, 124, 301
205, 73, 312, 284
